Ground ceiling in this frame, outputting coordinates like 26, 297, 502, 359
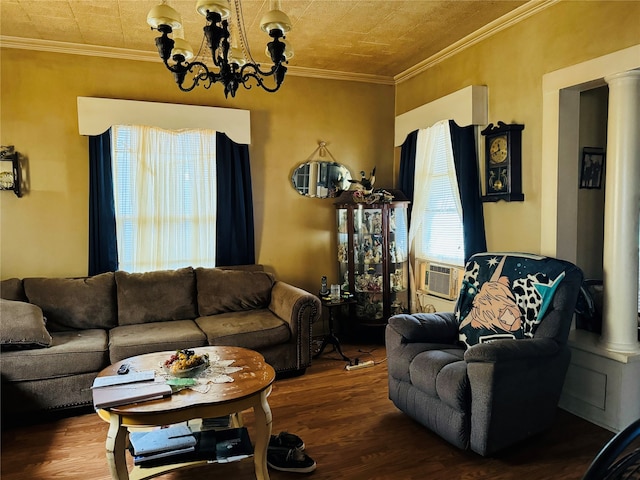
1, 0, 531, 82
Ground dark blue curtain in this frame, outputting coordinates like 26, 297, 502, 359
449, 120, 487, 262
398, 129, 418, 209
397, 123, 486, 263
398, 130, 418, 221
88, 129, 118, 275
88, 130, 255, 273
215, 132, 255, 266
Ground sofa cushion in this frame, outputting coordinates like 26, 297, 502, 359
108, 320, 207, 363
457, 254, 567, 348
195, 268, 275, 316
0, 299, 52, 350
0, 329, 109, 382
195, 309, 290, 350
115, 267, 197, 326
1, 278, 27, 301
23, 273, 117, 331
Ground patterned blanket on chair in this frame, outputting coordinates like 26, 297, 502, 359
456, 253, 567, 348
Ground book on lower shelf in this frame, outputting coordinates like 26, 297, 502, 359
131, 427, 253, 468
129, 424, 196, 456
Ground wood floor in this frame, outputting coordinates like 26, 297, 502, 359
0, 343, 614, 480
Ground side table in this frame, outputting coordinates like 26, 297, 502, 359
314, 297, 355, 362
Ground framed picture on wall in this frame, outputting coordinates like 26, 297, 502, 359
580, 147, 605, 189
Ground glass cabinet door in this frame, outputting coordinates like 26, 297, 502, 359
353, 206, 384, 321
389, 205, 409, 316
336, 208, 350, 294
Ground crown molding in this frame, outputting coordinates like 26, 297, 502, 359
285, 66, 394, 85
0, 2, 557, 87
0, 36, 158, 63
0, 35, 395, 86
394, 0, 560, 84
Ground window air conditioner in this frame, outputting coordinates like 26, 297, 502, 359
417, 260, 464, 301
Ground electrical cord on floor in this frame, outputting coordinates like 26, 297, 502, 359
344, 348, 387, 369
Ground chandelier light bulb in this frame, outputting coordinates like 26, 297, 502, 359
171, 37, 194, 62
147, 2, 182, 30
265, 39, 293, 61
260, 8, 292, 34
196, 0, 231, 19
229, 47, 247, 67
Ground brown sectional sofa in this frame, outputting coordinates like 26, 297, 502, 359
0, 265, 320, 415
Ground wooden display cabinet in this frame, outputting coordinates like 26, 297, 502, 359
334, 190, 410, 331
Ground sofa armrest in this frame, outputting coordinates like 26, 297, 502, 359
463, 337, 560, 363
269, 282, 321, 330
387, 312, 459, 344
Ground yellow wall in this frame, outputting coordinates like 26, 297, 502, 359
2, 1, 638, 294
0, 49, 394, 294
395, 0, 640, 256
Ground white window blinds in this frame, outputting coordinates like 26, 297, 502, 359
409, 120, 464, 266
111, 125, 217, 273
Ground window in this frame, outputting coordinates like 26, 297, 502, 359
111, 125, 217, 273
409, 121, 465, 266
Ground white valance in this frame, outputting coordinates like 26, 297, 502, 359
77, 97, 251, 144
394, 85, 487, 146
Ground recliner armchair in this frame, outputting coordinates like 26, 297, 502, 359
386, 253, 583, 456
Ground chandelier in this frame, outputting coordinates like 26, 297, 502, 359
147, 0, 293, 98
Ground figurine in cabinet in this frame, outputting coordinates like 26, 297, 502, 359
337, 243, 348, 263
391, 269, 404, 292
371, 212, 382, 234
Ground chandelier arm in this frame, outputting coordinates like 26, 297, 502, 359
163, 60, 218, 92
239, 66, 287, 93
239, 62, 282, 79
240, 75, 281, 93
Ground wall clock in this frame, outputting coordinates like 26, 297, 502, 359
481, 122, 524, 202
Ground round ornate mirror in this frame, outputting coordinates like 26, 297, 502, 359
291, 142, 352, 198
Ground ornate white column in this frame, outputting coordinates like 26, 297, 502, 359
600, 70, 640, 353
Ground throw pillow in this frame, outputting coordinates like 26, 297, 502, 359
0, 278, 27, 301
0, 299, 52, 349
196, 268, 275, 316
457, 253, 567, 348
23, 272, 117, 331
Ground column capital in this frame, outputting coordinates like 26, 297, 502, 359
605, 70, 640, 84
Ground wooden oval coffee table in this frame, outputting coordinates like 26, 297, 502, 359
95, 346, 276, 480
